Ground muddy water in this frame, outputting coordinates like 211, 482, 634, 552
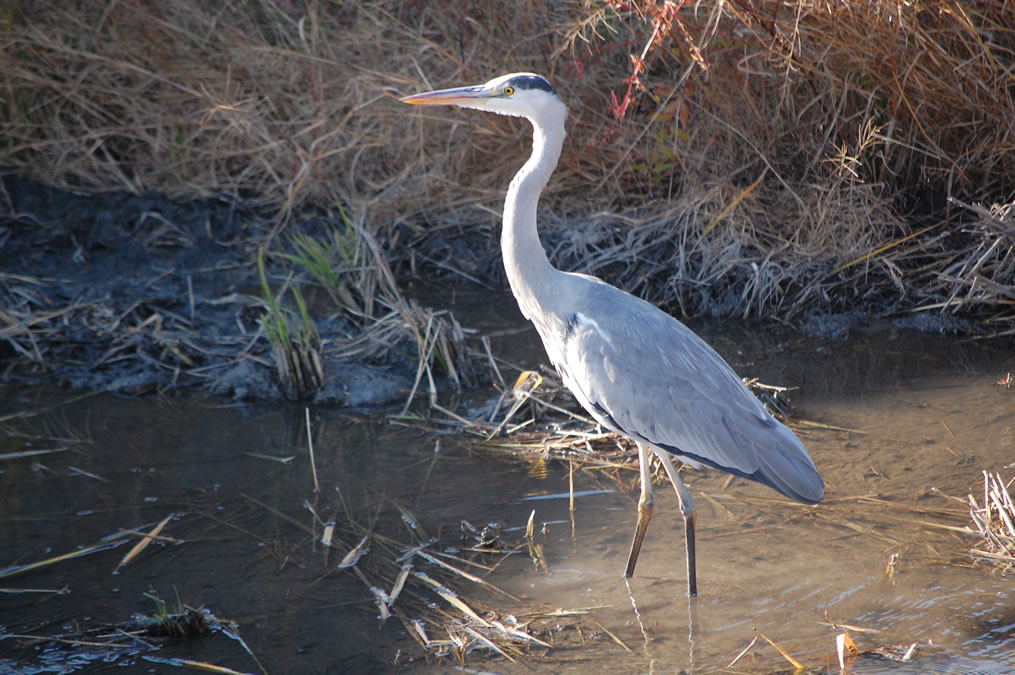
1, 300, 1014, 673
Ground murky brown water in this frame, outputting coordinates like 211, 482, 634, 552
2, 298, 1013, 673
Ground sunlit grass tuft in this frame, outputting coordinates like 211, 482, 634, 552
257, 248, 323, 400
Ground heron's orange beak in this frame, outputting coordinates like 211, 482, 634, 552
400, 85, 490, 106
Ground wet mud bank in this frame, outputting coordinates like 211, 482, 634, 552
1, 176, 412, 405
0, 176, 990, 405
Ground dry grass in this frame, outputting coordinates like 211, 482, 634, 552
968, 470, 1015, 570
544, 0, 1015, 325
2, 1, 1014, 329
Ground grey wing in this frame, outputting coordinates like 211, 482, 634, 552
551, 283, 823, 504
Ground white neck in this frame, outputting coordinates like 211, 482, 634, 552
501, 105, 566, 322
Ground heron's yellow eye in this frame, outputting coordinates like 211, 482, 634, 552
503, 86, 515, 96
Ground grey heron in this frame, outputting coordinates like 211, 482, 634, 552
402, 73, 823, 596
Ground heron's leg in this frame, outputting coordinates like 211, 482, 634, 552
624, 442, 655, 578
654, 449, 697, 596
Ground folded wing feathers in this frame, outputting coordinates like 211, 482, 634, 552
556, 281, 824, 504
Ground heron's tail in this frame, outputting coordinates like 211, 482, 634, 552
670, 414, 824, 504
751, 420, 824, 504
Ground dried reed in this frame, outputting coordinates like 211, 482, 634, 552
3, 1, 1013, 330
968, 470, 1015, 569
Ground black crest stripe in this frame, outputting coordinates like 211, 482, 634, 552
510, 75, 555, 95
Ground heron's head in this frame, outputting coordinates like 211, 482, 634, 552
401, 73, 565, 123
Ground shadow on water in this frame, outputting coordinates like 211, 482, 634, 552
1, 299, 1014, 673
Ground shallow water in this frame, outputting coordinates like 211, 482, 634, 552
1, 299, 1013, 673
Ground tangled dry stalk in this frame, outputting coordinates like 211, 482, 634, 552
968, 470, 1015, 570
2, 0, 1014, 331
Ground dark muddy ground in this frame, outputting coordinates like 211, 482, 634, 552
1, 175, 983, 410
0, 175, 413, 406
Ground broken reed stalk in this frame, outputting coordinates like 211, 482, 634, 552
968, 470, 1015, 568
305, 407, 319, 492
229, 493, 565, 663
